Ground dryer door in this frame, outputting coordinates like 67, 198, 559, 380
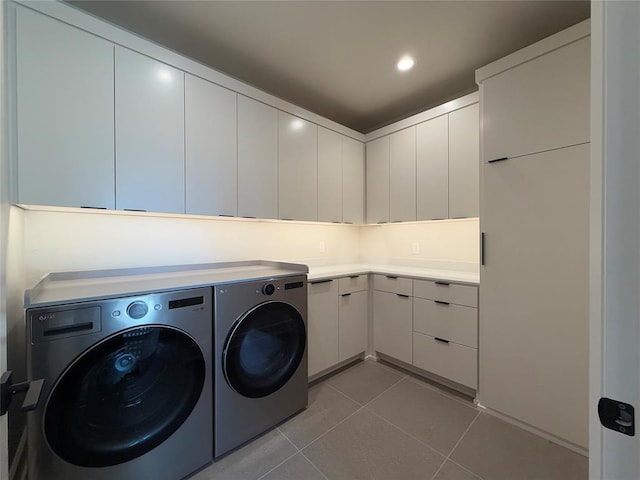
43, 326, 206, 467
223, 301, 306, 398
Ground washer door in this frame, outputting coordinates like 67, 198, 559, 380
223, 301, 306, 398
44, 326, 205, 467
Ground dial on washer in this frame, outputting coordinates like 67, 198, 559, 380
127, 301, 149, 319
262, 284, 275, 296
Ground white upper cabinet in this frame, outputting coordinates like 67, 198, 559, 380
16, 7, 115, 209
342, 137, 365, 224
389, 127, 417, 222
481, 36, 590, 162
115, 47, 185, 213
449, 104, 479, 218
278, 112, 318, 221
366, 136, 390, 224
416, 115, 448, 220
185, 74, 237, 217
317, 127, 343, 223
237, 96, 278, 219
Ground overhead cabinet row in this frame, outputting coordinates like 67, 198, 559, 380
366, 103, 479, 223
16, 7, 364, 223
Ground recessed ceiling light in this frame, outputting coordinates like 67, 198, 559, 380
397, 56, 415, 72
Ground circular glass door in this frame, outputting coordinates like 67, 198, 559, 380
44, 326, 205, 467
223, 301, 306, 398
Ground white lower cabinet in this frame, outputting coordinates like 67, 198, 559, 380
308, 275, 368, 378
412, 280, 478, 390
338, 277, 368, 361
412, 333, 477, 389
373, 289, 412, 364
308, 279, 339, 377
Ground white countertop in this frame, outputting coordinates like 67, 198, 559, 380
25, 259, 479, 308
25, 261, 307, 308
307, 262, 479, 285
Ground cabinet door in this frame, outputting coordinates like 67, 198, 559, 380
449, 104, 479, 218
339, 290, 367, 361
308, 280, 339, 377
416, 115, 448, 220
237, 96, 278, 219
317, 127, 343, 223
482, 37, 589, 162
480, 144, 589, 448
278, 112, 318, 221
16, 8, 114, 209
342, 137, 364, 224
373, 290, 412, 364
365, 136, 389, 223
115, 47, 185, 213
389, 127, 417, 222
185, 75, 237, 216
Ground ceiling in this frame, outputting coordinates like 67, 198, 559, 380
67, 1, 590, 134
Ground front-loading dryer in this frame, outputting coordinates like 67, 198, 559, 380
213, 275, 307, 458
26, 287, 213, 480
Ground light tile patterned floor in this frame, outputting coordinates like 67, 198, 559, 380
192, 360, 587, 480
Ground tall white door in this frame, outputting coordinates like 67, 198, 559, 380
591, 2, 640, 478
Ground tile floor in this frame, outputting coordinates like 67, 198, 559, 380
192, 360, 587, 480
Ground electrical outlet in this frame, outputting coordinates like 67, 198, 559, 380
412, 242, 420, 255
319, 241, 325, 253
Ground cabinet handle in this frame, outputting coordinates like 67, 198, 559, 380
124, 208, 146, 212
341, 293, 352, 297
481, 232, 486, 266
488, 156, 509, 164
218, 214, 234, 217
242, 216, 257, 219
434, 300, 450, 306
344, 222, 354, 224
434, 337, 450, 344
281, 218, 294, 221
386, 275, 398, 279
435, 282, 449, 286
377, 221, 387, 224
310, 279, 333, 285
349, 275, 360, 279
80, 206, 107, 210
397, 294, 409, 298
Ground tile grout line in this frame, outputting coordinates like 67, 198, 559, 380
300, 370, 407, 452
254, 429, 300, 480
444, 410, 481, 459
429, 410, 486, 480
298, 449, 330, 480
364, 405, 450, 461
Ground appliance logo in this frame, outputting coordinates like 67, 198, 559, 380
39, 313, 56, 321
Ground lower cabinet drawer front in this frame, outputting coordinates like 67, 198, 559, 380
373, 274, 412, 296
413, 298, 477, 348
413, 279, 478, 307
339, 274, 368, 294
412, 333, 477, 389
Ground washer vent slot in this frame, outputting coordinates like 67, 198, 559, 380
169, 296, 204, 309
284, 281, 304, 290
44, 322, 94, 337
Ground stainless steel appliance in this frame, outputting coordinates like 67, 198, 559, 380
214, 275, 307, 457
26, 287, 213, 480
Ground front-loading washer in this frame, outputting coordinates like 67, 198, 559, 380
26, 287, 213, 480
213, 275, 307, 458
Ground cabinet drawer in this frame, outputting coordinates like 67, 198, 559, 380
413, 279, 477, 307
339, 274, 368, 294
373, 274, 412, 296
413, 333, 477, 389
413, 298, 477, 348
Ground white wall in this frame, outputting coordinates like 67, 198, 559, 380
21, 208, 361, 287
359, 218, 479, 264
